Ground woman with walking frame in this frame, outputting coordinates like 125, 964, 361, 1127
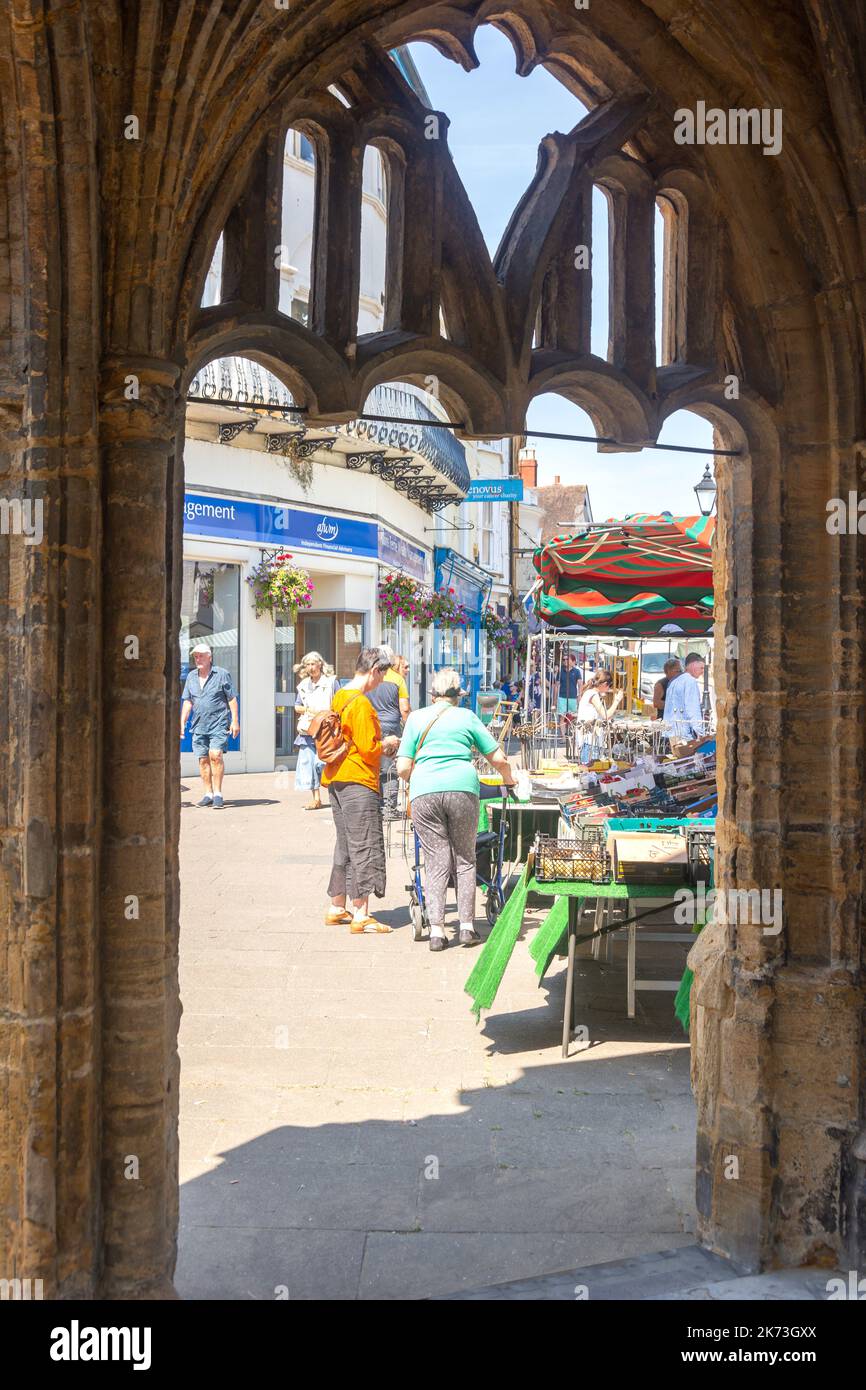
396, 669, 516, 951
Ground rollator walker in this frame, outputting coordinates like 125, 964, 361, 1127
405, 785, 513, 942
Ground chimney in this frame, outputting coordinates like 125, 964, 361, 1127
518, 446, 537, 490
554, 475, 560, 486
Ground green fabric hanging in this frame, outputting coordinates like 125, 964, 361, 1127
464, 859, 532, 1019
674, 968, 693, 1033
528, 896, 570, 979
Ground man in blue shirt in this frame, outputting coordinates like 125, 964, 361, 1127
181, 642, 239, 808
663, 651, 705, 748
557, 652, 582, 735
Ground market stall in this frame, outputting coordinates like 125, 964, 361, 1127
533, 512, 715, 636
465, 513, 718, 1045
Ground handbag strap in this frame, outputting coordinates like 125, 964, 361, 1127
409, 702, 450, 772
336, 688, 363, 747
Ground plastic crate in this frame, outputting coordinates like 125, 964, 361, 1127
607, 815, 716, 831
535, 834, 611, 884
686, 828, 715, 886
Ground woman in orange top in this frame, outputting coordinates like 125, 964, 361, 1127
323, 648, 400, 933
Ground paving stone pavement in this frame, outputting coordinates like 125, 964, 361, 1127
437, 1247, 848, 1301
175, 772, 697, 1300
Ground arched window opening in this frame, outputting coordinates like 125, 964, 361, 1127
656, 409, 716, 509
200, 231, 223, 308
357, 145, 390, 334
591, 185, 611, 360
656, 191, 687, 367
280, 127, 317, 322
407, 27, 586, 256
655, 200, 666, 365
525, 395, 716, 522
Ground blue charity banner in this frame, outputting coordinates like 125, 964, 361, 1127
183, 493, 379, 559
464, 477, 524, 503
378, 526, 428, 582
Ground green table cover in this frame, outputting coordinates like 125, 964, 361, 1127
465, 876, 690, 1018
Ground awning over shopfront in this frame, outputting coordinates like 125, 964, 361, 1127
532, 513, 715, 636
434, 547, 492, 615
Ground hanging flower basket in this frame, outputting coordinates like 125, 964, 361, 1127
378, 572, 434, 628
428, 588, 469, 628
246, 552, 314, 620
483, 606, 515, 648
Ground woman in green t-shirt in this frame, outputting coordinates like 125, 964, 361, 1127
396, 669, 515, 951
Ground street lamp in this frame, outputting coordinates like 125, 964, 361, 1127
694, 463, 717, 516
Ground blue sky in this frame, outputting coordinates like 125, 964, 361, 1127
409, 27, 715, 520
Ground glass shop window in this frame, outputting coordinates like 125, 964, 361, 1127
180, 560, 241, 697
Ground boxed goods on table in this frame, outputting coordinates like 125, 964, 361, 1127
607, 830, 688, 885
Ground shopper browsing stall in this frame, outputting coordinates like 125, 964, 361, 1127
663, 652, 706, 750
652, 657, 682, 720
557, 652, 582, 737
576, 669, 624, 764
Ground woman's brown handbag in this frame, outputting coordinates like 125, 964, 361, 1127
308, 691, 361, 765
406, 704, 450, 818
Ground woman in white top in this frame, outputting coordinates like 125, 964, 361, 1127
293, 651, 336, 809
576, 669, 624, 764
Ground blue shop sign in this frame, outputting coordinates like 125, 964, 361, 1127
378, 527, 428, 582
183, 493, 379, 558
464, 477, 524, 503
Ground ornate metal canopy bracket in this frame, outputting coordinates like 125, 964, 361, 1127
218, 420, 258, 444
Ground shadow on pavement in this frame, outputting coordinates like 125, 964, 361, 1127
177, 1039, 695, 1301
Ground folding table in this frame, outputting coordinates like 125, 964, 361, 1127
526, 879, 699, 1056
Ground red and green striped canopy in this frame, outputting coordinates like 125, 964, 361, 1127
533, 513, 715, 636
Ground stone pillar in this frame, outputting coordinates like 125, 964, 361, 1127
0, 387, 104, 1298
96, 358, 184, 1297
689, 363, 866, 1270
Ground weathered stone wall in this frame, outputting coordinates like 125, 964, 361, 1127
1, 0, 864, 1295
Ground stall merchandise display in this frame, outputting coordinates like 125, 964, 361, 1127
535, 835, 612, 884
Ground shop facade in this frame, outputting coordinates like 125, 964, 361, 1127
181, 362, 518, 774
181, 451, 431, 775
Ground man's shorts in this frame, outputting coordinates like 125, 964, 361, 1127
192, 729, 229, 757
557, 697, 578, 715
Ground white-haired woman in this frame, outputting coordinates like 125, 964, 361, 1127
396, 669, 516, 951
294, 651, 336, 809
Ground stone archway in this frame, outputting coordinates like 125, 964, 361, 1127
1, 1, 864, 1296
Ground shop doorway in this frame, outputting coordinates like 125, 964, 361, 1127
298, 612, 336, 667
275, 612, 367, 762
